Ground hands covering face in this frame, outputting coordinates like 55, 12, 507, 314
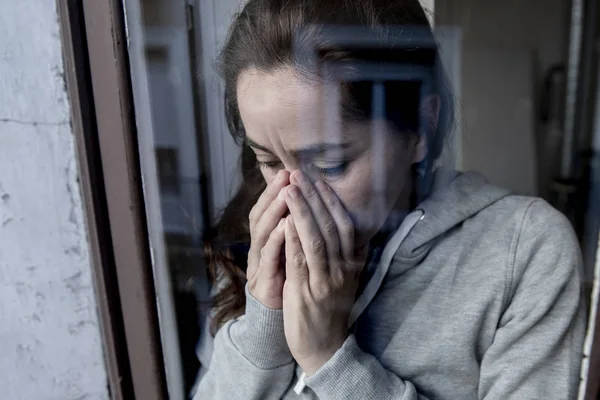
247, 169, 368, 375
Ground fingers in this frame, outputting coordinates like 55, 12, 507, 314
258, 219, 286, 279
247, 170, 290, 278
285, 185, 329, 282
285, 215, 309, 287
252, 188, 289, 247
248, 170, 290, 231
290, 171, 341, 264
248, 187, 288, 276
314, 180, 356, 264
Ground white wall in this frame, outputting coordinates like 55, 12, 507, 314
436, 0, 569, 75
436, 0, 570, 195
0, 1, 109, 399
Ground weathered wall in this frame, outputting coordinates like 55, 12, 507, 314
0, 1, 109, 399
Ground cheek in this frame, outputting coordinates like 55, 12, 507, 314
327, 166, 374, 223
328, 176, 378, 247
330, 149, 400, 214
327, 140, 413, 241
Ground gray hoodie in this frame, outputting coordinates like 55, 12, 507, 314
192, 172, 586, 399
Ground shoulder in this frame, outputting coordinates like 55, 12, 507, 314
487, 195, 578, 255
473, 194, 576, 247
492, 197, 583, 306
461, 195, 581, 302
478, 195, 580, 270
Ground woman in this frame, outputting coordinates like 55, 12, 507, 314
192, 0, 586, 398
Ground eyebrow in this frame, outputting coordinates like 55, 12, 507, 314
246, 138, 353, 157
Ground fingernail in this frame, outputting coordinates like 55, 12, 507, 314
286, 215, 294, 227
287, 186, 299, 199
278, 188, 286, 201
277, 219, 285, 229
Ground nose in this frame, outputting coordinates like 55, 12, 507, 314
281, 159, 301, 176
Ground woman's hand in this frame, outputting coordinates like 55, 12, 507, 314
282, 170, 368, 375
247, 170, 290, 309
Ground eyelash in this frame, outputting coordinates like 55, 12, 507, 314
256, 161, 349, 178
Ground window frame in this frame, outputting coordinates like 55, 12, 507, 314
58, 1, 168, 399
57, 0, 600, 399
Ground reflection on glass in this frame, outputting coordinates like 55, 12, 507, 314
124, 0, 600, 399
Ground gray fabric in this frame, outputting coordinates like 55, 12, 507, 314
192, 171, 586, 400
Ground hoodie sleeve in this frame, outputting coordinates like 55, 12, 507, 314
193, 284, 296, 400
304, 199, 585, 400
477, 199, 586, 399
304, 334, 431, 400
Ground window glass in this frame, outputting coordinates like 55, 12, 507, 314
123, 0, 600, 398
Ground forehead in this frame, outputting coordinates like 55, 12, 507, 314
236, 67, 347, 148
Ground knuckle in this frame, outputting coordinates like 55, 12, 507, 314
292, 252, 306, 268
248, 207, 259, 225
339, 219, 354, 236
304, 187, 318, 201
248, 246, 259, 261
260, 246, 269, 259
323, 220, 337, 237
314, 281, 333, 298
309, 237, 325, 253
326, 195, 337, 208
289, 232, 302, 246
298, 203, 312, 218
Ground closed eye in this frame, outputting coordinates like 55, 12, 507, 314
257, 160, 350, 179
310, 162, 349, 178
257, 160, 283, 170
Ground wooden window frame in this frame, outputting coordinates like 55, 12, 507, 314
58, 1, 168, 399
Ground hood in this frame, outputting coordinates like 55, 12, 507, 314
347, 170, 510, 328
294, 171, 512, 394
395, 170, 510, 262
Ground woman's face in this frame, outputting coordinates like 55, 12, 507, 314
237, 67, 427, 246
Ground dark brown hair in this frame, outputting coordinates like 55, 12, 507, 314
205, 0, 454, 332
